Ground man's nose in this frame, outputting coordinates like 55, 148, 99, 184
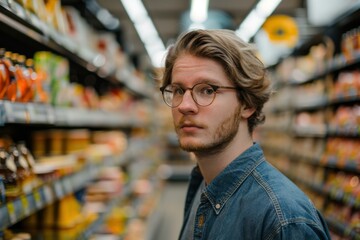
177, 90, 198, 113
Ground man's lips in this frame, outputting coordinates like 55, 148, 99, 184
178, 121, 204, 132
181, 123, 200, 128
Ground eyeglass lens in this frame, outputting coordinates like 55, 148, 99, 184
162, 83, 216, 107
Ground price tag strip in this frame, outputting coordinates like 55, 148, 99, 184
33, 189, 44, 209
20, 195, 30, 216
0, 204, 10, 229
27, 103, 53, 124
6, 199, 22, 225
0, 0, 10, 10
43, 184, 54, 205
8, 1, 26, 20
53, 180, 64, 199
62, 177, 73, 195
6, 201, 16, 224
3, 101, 28, 123
0, 146, 133, 230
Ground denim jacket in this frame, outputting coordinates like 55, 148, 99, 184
178, 143, 331, 240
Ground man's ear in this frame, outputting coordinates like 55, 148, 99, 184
241, 106, 256, 119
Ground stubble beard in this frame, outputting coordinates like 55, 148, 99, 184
177, 105, 242, 155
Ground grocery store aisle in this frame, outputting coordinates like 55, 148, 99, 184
147, 181, 188, 240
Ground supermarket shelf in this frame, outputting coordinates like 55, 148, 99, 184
288, 173, 360, 216
271, 95, 360, 114
0, 2, 151, 98
0, 150, 131, 231
79, 185, 132, 240
324, 184, 360, 210
329, 96, 360, 107
262, 123, 360, 139
290, 153, 321, 167
292, 98, 328, 112
267, 144, 360, 175
291, 125, 327, 138
289, 51, 360, 86
0, 2, 92, 72
0, 101, 145, 128
321, 156, 360, 174
325, 217, 360, 240
263, 6, 360, 240
327, 127, 360, 138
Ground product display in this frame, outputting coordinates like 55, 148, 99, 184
0, 0, 162, 239
258, 7, 360, 239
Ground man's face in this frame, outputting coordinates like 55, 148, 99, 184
171, 54, 242, 154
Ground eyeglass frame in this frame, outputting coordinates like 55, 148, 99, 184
159, 82, 239, 108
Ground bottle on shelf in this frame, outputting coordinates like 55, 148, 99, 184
17, 141, 37, 188
0, 145, 20, 200
16, 55, 34, 103
26, 58, 48, 103
8, 144, 32, 194
0, 48, 10, 99
5, 52, 20, 102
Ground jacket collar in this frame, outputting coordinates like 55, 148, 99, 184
200, 143, 265, 214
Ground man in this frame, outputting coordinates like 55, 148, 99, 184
160, 29, 330, 240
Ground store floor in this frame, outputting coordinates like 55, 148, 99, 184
146, 181, 188, 240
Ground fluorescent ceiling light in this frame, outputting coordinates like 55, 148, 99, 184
190, 0, 209, 23
256, 0, 282, 17
236, 11, 266, 42
121, 0, 147, 22
120, 0, 166, 67
236, 0, 282, 42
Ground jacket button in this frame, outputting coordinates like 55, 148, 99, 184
215, 203, 221, 209
198, 215, 205, 227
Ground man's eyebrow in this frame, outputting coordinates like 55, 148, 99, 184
171, 78, 222, 86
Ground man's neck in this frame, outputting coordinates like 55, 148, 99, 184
194, 133, 254, 185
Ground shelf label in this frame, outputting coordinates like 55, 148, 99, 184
43, 185, 53, 204
3, 101, 28, 123
0, 0, 10, 10
54, 107, 69, 125
33, 189, 43, 209
0, 205, 10, 229
28, 12, 41, 30
54, 181, 64, 198
70, 173, 80, 190
20, 195, 30, 216
62, 177, 72, 195
7, 201, 17, 224
27, 104, 52, 124
0, 101, 5, 125
8, 1, 26, 20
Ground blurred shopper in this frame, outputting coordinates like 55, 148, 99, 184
160, 29, 331, 240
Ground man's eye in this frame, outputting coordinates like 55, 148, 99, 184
200, 87, 215, 95
174, 88, 184, 95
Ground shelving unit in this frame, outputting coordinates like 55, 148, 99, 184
0, 139, 154, 232
0, 0, 161, 239
259, 5, 360, 240
0, 1, 151, 99
0, 100, 146, 127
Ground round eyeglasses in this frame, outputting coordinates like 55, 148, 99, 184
159, 83, 238, 108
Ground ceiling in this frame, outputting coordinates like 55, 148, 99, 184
94, 0, 306, 69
